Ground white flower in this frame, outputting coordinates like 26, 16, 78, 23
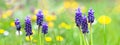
16, 31, 22, 36
4, 31, 9, 36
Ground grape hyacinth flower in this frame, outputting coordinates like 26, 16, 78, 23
15, 18, 21, 36
75, 8, 84, 45
88, 8, 94, 23
75, 8, 83, 27
36, 10, 44, 26
42, 22, 48, 34
88, 8, 94, 45
36, 10, 44, 34
81, 16, 89, 33
25, 16, 33, 36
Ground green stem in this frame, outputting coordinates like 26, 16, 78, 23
78, 27, 83, 45
90, 23, 93, 45
84, 34, 89, 45
38, 26, 42, 45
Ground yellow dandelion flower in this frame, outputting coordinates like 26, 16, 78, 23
56, 36, 64, 41
48, 22, 54, 28
31, 15, 37, 21
98, 15, 111, 24
59, 22, 67, 28
6, 10, 13, 16
45, 37, 52, 42
43, 9, 49, 16
65, 25, 71, 30
26, 36, 33, 41
10, 21, 15, 27
0, 29, 5, 34
71, 1, 79, 9
45, 15, 56, 22
64, 1, 71, 8
33, 39, 37, 43
34, 9, 39, 14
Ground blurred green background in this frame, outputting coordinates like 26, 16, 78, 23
0, 0, 120, 45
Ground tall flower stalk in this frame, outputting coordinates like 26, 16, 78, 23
25, 16, 33, 42
75, 8, 83, 45
88, 8, 94, 45
15, 18, 22, 45
36, 10, 44, 45
42, 22, 48, 45
82, 15, 89, 45
15, 18, 21, 36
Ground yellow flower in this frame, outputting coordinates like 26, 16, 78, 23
48, 22, 54, 28
45, 37, 52, 42
10, 21, 15, 27
34, 9, 39, 14
31, 15, 37, 21
26, 36, 33, 41
98, 15, 111, 24
2, 10, 13, 19
0, 29, 5, 34
33, 39, 37, 43
45, 15, 56, 22
65, 25, 71, 30
6, 10, 13, 16
56, 36, 64, 41
43, 9, 49, 16
59, 22, 67, 28
71, 1, 79, 9
2, 13, 8, 19
64, 1, 71, 8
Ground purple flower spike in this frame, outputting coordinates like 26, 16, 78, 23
75, 8, 83, 27
15, 18, 21, 31
25, 16, 33, 36
88, 8, 94, 23
81, 16, 89, 33
36, 10, 44, 26
42, 22, 48, 34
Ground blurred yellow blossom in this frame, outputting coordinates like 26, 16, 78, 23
6, 10, 13, 16
2, 10, 13, 19
65, 25, 71, 30
10, 21, 15, 27
59, 22, 71, 29
98, 15, 111, 24
48, 22, 54, 28
34, 9, 39, 14
59, 22, 67, 28
0, 29, 5, 34
33, 39, 37, 43
31, 15, 37, 21
71, 1, 79, 9
43, 9, 49, 16
45, 15, 56, 22
64, 1, 71, 8
26, 36, 33, 41
56, 36, 64, 41
45, 37, 52, 42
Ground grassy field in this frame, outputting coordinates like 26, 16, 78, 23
0, 0, 120, 45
